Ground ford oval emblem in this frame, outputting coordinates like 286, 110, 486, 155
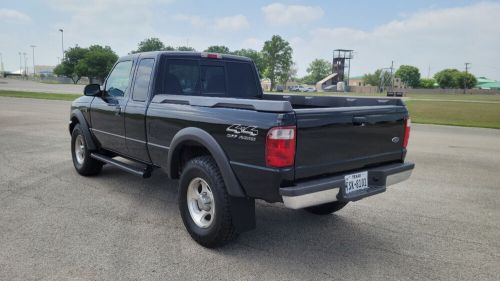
392, 137, 400, 143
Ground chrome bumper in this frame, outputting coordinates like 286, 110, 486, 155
280, 162, 414, 209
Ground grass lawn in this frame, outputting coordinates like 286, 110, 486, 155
0, 90, 80, 101
406, 100, 500, 129
2, 90, 499, 129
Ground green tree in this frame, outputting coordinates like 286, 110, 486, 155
76, 45, 118, 82
132, 37, 165, 53
395, 65, 421, 88
419, 78, 436, 89
362, 69, 392, 88
306, 59, 332, 84
232, 48, 265, 77
455, 71, 477, 89
204, 45, 231, 54
434, 69, 461, 88
176, 46, 196, 51
53, 46, 88, 84
261, 35, 293, 90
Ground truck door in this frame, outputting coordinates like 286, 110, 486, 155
90, 60, 133, 154
124, 58, 155, 162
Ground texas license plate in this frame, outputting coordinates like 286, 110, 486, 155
344, 171, 368, 194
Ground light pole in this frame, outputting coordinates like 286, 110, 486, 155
30, 45, 36, 76
23, 52, 28, 79
57, 57, 60, 64
0, 52, 4, 75
18, 52, 22, 75
59, 28, 64, 60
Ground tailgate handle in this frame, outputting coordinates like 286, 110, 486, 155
352, 116, 367, 126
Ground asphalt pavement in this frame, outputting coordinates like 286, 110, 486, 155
0, 97, 499, 281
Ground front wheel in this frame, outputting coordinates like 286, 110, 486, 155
178, 156, 237, 248
71, 124, 103, 176
304, 201, 348, 215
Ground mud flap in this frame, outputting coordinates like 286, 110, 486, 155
229, 196, 256, 233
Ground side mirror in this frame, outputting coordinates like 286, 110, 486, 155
84, 84, 102, 96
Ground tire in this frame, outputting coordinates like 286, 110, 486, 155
71, 124, 103, 176
304, 201, 348, 215
178, 156, 237, 248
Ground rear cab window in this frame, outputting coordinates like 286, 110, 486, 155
158, 56, 260, 99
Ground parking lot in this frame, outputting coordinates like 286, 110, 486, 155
0, 97, 499, 280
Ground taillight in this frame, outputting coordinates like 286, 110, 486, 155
403, 117, 411, 148
266, 126, 296, 168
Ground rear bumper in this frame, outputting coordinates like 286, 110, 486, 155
280, 162, 414, 209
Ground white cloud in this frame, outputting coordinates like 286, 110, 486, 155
173, 14, 207, 29
261, 3, 323, 26
291, 2, 500, 79
214, 15, 249, 31
174, 14, 250, 32
0, 9, 31, 24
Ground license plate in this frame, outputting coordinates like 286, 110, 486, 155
344, 171, 368, 194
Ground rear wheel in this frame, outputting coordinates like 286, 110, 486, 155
178, 156, 237, 248
71, 124, 103, 176
304, 201, 348, 215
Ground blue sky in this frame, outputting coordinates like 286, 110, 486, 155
1, 0, 499, 79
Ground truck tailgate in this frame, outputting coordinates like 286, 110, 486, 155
294, 105, 407, 180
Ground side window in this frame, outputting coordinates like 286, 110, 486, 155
132, 59, 155, 102
105, 61, 133, 97
165, 60, 199, 95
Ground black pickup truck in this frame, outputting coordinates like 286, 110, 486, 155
69, 51, 414, 247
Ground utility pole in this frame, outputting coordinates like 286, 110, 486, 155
428, 65, 431, 79
57, 57, 60, 64
389, 60, 394, 92
59, 28, 64, 60
30, 45, 36, 76
464, 62, 471, 94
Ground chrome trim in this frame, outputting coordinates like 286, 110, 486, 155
282, 187, 340, 209
386, 169, 413, 186
91, 128, 157, 146
148, 142, 170, 150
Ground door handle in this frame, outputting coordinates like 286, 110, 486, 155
114, 105, 121, 116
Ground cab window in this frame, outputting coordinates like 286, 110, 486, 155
105, 61, 133, 97
132, 59, 155, 102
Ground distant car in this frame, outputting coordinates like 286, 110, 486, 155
304, 87, 317, 92
275, 85, 284, 92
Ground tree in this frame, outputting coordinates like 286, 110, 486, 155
204, 45, 231, 54
455, 71, 477, 89
176, 46, 196, 51
232, 48, 265, 77
419, 78, 436, 89
53, 46, 88, 84
362, 69, 392, 88
434, 69, 460, 88
395, 65, 420, 88
132, 37, 165, 53
76, 45, 118, 82
261, 35, 293, 90
306, 59, 332, 84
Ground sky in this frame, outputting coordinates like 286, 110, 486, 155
1, 0, 500, 79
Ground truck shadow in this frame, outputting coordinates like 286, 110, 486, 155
96, 165, 392, 268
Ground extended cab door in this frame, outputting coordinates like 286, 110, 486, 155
90, 60, 133, 153
124, 57, 156, 162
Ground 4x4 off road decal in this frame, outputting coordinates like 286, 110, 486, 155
226, 124, 258, 141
